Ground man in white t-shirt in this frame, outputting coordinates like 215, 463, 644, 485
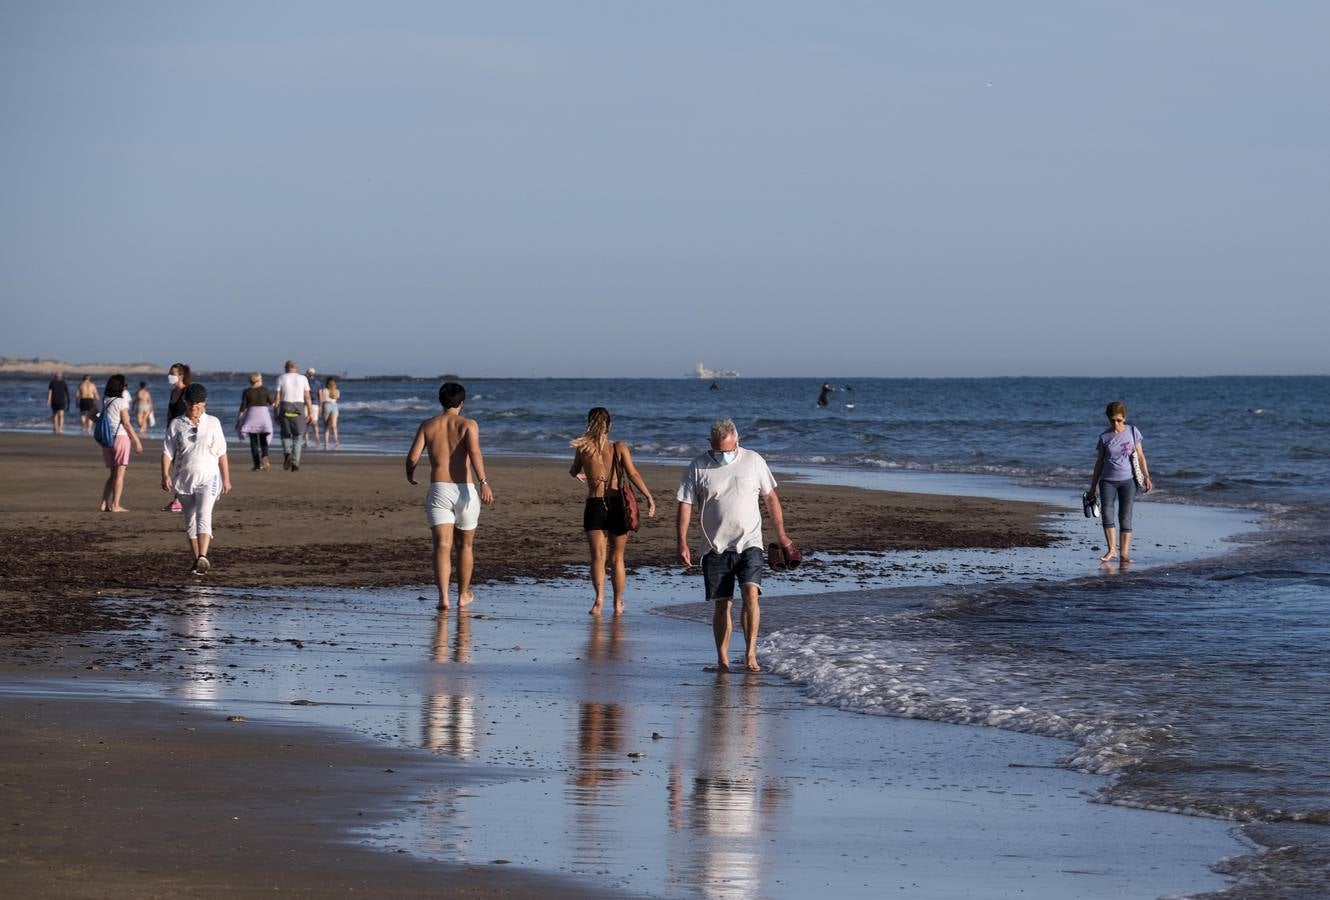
273, 360, 314, 471
677, 419, 795, 673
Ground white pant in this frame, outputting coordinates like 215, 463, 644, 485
179, 480, 219, 538
425, 482, 480, 530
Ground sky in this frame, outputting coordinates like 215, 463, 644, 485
2, 1, 1327, 377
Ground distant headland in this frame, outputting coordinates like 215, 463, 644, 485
0, 356, 163, 378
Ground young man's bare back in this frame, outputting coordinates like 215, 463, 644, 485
405, 383, 494, 611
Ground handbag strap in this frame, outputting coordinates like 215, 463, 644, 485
612, 443, 632, 496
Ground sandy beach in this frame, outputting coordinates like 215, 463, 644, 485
0, 432, 1050, 634
0, 432, 1244, 897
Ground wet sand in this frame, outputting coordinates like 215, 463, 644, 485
0, 431, 1243, 896
2, 576, 1241, 898
0, 431, 1050, 633
0, 693, 630, 899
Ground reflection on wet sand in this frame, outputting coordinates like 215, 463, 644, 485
431, 611, 472, 664
568, 616, 631, 864
174, 589, 224, 702
423, 612, 478, 758
670, 674, 787, 900
583, 611, 626, 663
572, 701, 628, 790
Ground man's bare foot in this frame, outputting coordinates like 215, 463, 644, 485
613, 601, 625, 615
745, 657, 761, 673
589, 596, 604, 615
437, 598, 450, 611
99, 502, 108, 512
1120, 556, 1132, 564
1098, 550, 1118, 562
704, 661, 731, 673
109, 506, 130, 513
459, 591, 475, 608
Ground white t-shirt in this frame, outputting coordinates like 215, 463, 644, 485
274, 372, 311, 406
103, 395, 130, 438
163, 414, 228, 494
676, 447, 777, 555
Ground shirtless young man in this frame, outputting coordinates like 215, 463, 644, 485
76, 376, 99, 435
405, 382, 495, 610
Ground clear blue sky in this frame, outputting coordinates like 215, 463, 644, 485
3, 1, 1327, 376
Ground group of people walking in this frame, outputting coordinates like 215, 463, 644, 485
235, 361, 342, 472
46, 373, 114, 437
407, 388, 1153, 673
407, 383, 798, 674
59, 360, 342, 576
56, 369, 1153, 672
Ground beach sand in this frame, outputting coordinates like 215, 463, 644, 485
0, 432, 1050, 633
0, 432, 1241, 897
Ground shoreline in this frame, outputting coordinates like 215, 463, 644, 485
1, 576, 1244, 898
0, 430, 1252, 896
0, 431, 1054, 638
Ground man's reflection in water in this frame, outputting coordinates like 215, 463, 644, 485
423, 612, 478, 758
431, 610, 472, 664
668, 674, 787, 900
568, 615, 631, 864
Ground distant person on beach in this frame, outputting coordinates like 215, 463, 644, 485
134, 381, 154, 435
46, 372, 69, 434
98, 374, 144, 512
162, 383, 231, 576
305, 367, 322, 449
569, 407, 657, 616
320, 376, 340, 449
76, 375, 98, 435
237, 373, 274, 470
405, 382, 495, 611
273, 361, 314, 471
162, 363, 192, 511
676, 419, 795, 673
816, 383, 832, 407
166, 363, 192, 423
1088, 400, 1153, 564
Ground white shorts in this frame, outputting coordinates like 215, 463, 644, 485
425, 482, 480, 530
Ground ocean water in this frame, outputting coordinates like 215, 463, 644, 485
4, 374, 1328, 895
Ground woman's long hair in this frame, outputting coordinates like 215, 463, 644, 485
325, 376, 340, 400
570, 407, 611, 453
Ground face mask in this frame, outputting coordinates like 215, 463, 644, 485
167, 374, 179, 386
711, 449, 738, 465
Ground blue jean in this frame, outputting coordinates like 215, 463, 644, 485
1098, 478, 1136, 532
248, 433, 269, 468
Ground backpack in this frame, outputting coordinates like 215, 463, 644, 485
93, 399, 117, 448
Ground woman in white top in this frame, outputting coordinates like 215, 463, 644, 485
98, 373, 144, 512
161, 383, 232, 576
320, 376, 341, 450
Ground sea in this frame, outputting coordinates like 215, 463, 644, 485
3, 373, 1327, 896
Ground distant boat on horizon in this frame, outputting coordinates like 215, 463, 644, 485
692, 362, 740, 379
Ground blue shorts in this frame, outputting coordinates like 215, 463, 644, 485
701, 548, 764, 601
